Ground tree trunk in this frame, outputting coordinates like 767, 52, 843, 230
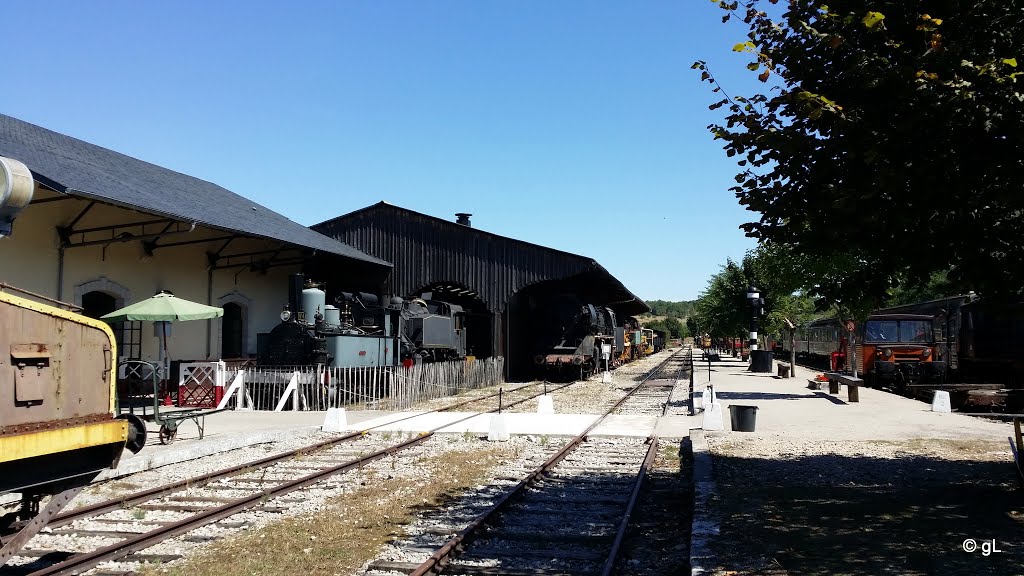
849, 326, 858, 378
790, 327, 796, 379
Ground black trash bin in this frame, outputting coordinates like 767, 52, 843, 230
750, 350, 773, 373
729, 405, 758, 432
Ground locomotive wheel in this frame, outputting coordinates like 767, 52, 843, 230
158, 425, 177, 445
117, 413, 148, 453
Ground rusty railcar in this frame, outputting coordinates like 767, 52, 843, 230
0, 288, 135, 565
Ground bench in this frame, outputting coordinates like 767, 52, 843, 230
824, 372, 864, 402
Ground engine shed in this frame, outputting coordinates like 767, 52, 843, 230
312, 202, 649, 380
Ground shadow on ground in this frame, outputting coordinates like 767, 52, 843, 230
708, 451, 1024, 575
717, 392, 817, 401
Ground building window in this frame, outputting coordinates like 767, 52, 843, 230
80, 290, 141, 359
222, 302, 244, 359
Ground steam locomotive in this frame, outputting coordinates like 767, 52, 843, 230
257, 274, 467, 367
533, 294, 619, 380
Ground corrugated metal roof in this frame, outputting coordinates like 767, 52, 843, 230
0, 114, 390, 268
313, 202, 649, 315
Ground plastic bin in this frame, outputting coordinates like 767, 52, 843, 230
750, 350, 773, 373
729, 404, 758, 432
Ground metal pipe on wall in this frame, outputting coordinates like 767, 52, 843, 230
57, 245, 65, 301
206, 268, 213, 358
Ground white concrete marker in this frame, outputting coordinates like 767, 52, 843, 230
321, 407, 348, 432
537, 395, 555, 415
602, 371, 613, 384
702, 402, 724, 431
931, 390, 952, 413
487, 413, 510, 441
701, 387, 716, 409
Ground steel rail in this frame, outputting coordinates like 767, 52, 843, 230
600, 435, 660, 576
409, 349, 682, 576
44, 380, 575, 529
22, 379, 582, 575
27, 433, 434, 576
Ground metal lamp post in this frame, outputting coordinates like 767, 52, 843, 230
746, 285, 760, 352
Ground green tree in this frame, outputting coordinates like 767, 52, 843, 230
696, 1, 1024, 311
664, 317, 686, 338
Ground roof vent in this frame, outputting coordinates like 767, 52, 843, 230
455, 213, 472, 227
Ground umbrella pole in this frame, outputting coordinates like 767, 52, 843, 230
160, 322, 168, 401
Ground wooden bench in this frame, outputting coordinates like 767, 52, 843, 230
824, 372, 864, 402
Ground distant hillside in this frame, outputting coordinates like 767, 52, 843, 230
638, 300, 696, 339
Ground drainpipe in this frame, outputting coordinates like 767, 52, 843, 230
206, 267, 213, 358
57, 245, 65, 301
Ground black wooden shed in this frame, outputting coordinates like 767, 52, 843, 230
312, 202, 648, 379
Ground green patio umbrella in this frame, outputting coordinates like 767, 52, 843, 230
102, 291, 224, 380
101, 291, 224, 322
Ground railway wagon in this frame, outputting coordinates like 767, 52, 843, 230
788, 314, 946, 389
0, 288, 139, 565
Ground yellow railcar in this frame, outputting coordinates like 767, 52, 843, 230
0, 287, 138, 565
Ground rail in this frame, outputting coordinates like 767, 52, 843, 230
408, 348, 683, 576
19, 375, 577, 574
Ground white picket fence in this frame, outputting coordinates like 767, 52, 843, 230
217, 357, 505, 412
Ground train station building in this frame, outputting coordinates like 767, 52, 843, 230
1, 114, 646, 380
0, 114, 390, 365
313, 202, 649, 380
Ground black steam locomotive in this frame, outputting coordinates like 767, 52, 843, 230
257, 274, 467, 367
533, 294, 618, 380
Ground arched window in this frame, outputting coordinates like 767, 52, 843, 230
75, 278, 139, 359
217, 292, 252, 359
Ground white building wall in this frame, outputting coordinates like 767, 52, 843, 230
1, 187, 300, 363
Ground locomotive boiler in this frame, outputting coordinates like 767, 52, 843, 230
534, 294, 617, 381
258, 274, 467, 367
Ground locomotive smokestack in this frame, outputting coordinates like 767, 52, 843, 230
455, 213, 472, 227
288, 273, 304, 322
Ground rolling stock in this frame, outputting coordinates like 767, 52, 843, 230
258, 274, 467, 367
534, 294, 617, 381
784, 314, 946, 389
0, 288, 142, 565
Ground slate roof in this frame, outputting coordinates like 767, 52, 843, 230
314, 202, 650, 315
0, 114, 390, 267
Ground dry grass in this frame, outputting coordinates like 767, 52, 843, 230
144, 442, 521, 576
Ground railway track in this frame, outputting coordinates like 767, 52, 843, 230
1, 379, 584, 575
362, 348, 689, 576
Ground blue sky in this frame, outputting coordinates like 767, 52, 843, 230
1, 1, 764, 301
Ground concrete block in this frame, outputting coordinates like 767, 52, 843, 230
931, 390, 952, 413
487, 413, 510, 441
702, 402, 724, 431
537, 395, 555, 415
602, 371, 613, 384
321, 408, 347, 432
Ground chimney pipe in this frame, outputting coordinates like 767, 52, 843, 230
455, 213, 472, 227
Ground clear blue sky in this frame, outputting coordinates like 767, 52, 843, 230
1, 1, 763, 301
